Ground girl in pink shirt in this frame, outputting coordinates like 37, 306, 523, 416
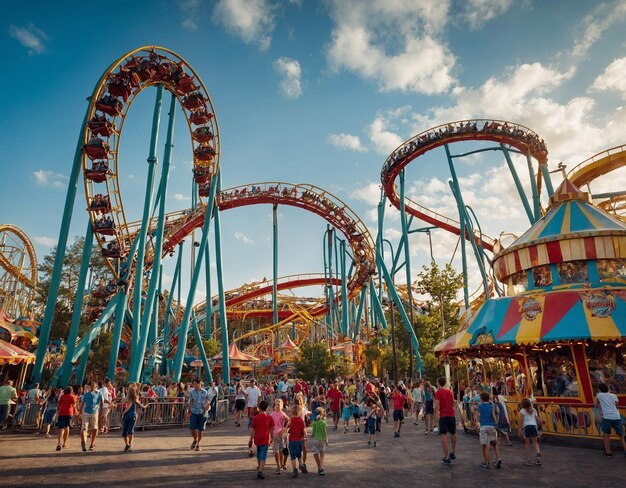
270, 399, 290, 474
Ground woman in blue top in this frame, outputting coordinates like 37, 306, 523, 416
423, 381, 435, 434
122, 386, 144, 452
475, 392, 502, 469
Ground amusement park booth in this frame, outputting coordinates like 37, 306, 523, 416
0, 338, 36, 388
213, 342, 258, 378
436, 180, 626, 442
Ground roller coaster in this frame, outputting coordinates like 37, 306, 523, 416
28, 46, 626, 390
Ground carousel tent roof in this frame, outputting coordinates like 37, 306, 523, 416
0, 338, 36, 365
212, 342, 259, 362
278, 336, 299, 350
435, 287, 626, 354
0, 320, 38, 343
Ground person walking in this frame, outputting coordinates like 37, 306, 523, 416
245, 379, 261, 428
391, 384, 407, 438
327, 381, 343, 431
270, 399, 290, 474
434, 377, 457, 465
234, 381, 246, 427
122, 386, 144, 452
288, 404, 307, 478
475, 392, 502, 469
595, 383, 626, 457
55, 386, 77, 451
0, 380, 17, 428
423, 381, 435, 434
411, 380, 424, 427
249, 400, 274, 479
79, 381, 103, 452
188, 379, 211, 451
518, 398, 542, 466
42, 387, 59, 438
311, 407, 328, 475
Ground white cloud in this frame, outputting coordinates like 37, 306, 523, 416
178, 0, 202, 31
328, 133, 366, 152
592, 57, 626, 98
571, 1, 626, 59
213, 0, 276, 50
33, 170, 68, 189
350, 182, 381, 205
274, 57, 302, 99
173, 193, 191, 201
368, 107, 410, 155
461, 0, 513, 30
234, 231, 254, 245
33, 236, 57, 247
326, 0, 456, 94
9, 23, 49, 55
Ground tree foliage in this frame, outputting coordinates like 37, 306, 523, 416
293, 341, 337, 382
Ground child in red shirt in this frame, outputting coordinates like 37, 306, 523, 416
288, 404, 307, 478
249, 400, 274, 479
391, 385, 408, 438
434, 377, 457, 465
56, 386, 77, 451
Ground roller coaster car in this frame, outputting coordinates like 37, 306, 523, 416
85, 163, 109, 183
119, 66, 141, 88
94, 218, 116, 235
198, 182, 211, 197
88, 117, 114, 137
177, 75, 197, 95
102, 247, 123, 259
90, 194, 111, 212
194, 144, 216, 161
183, 92, 205, 110
193, 127, 214, 143
107, 78, 132, 101
193, 167, 211, 185
96, 96, 123, 117
84, 138, 110, 160
190, 109, 212, 125
138, 59, 158, 81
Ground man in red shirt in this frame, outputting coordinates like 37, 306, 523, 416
434, 377, 457, 465
56, 386, 77, 451
249, 400, 274, 479
326, 381, 343, 431
391, 385, 407, 438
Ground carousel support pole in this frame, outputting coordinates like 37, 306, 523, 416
57, 220, 93, 387
204, 243, 212, 339
171, 173, 219, 382
129, 88, 171, 382
130, 84, 164, 365
526, 153, 542, 221
272, 204, 279, 327
501, 144, 535, 224
444, 144, 470, 311
213, 174, 230, 384
540, 163, 555, 196
161, 242, 184, 376
33, 107, 91, 383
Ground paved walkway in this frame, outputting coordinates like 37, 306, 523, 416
0, 418, 624, 487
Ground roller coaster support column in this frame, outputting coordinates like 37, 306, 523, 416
171, 174, 219, 382
146, 266, 162, 377
57, 220, 93, 387
324, 226, 336, 336
539, 163, 555, 196
340, 239, 348, 337
192, 313, 212, 382
368, 280, 388, 330
33, 107, 91, 382
501, 144, 535, 224
131, 84, 164, 361
76, 345, 91, 386
130, 89, 172, 382
273, 204, 279, 327
526, 153, 542, 221
204, 244, 212, 339
161, 242, 184, 376
213, 174, 230, 384
352, 285, 367, 341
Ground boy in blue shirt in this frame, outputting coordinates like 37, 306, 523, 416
475, 392, 502, 469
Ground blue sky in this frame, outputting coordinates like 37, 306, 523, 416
3, 0, 626, 304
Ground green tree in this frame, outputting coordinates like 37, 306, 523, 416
380, 343, 410, 379
293, 342, 337, 382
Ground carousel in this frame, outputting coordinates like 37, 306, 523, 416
436, 179, 626, 441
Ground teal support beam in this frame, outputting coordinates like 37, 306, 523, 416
501, 143, 535, 224
192, 313, 212, 382
204, 243, 212, 339
130, 89, 173, 382
161, 243, 183, 375
172, 174, 219, 381
352, 285, 367, 341
377, 250, 422, 372
57, 220, 93, 387
70, 296, 118, 363
76, 344, 91, 386
272, 204, 279, 326
213, 175, 230, 384
131, 84, 164, 361
400, 170, 417, 375
526, 153, 542, 221
444, 144, 470, 310
145, 265, 162, 378
368, 280, 388, 330
340, 239, 348, 337
107, 290, 129, 380
540, 163, 555, 196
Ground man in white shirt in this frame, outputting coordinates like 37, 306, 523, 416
595, 383, 626, 457
411, 380, 424, 426
244, 379, 261, 428
206, 381, 219, 425
277, 378, 289, 403
98, 381, 112, 433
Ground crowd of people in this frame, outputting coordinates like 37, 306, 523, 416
1, 373, 625, 478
